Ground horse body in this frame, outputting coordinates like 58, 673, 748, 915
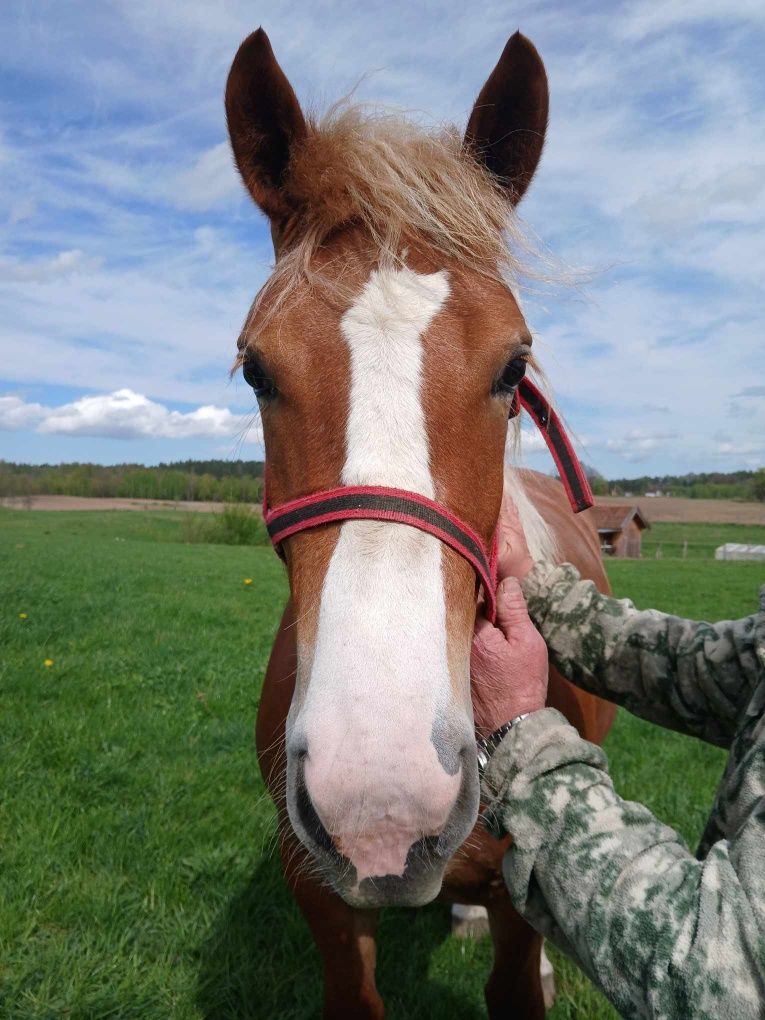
225, 28, 615, 1017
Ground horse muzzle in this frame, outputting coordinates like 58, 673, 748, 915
286, 736, 479, 907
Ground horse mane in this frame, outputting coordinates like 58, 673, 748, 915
243, 102, 540, 335
503, 466, 559, 564
289, 102, 530, 274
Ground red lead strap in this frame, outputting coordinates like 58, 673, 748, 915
262, 379, 592, 623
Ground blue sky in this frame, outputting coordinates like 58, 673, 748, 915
1, 0, 763, 476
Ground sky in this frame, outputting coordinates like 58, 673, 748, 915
1, 0, 763, 477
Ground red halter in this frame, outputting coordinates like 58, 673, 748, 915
263, 378, 593, 623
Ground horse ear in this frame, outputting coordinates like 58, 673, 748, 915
464, 32, 549, 205
225, 28, 307, 223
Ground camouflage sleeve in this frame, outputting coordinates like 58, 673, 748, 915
521, 565, 764, 747
482, 708, 765, 1020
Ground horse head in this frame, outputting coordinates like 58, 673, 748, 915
226, 29, 549, 907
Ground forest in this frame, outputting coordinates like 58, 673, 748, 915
0, 459, 264, 503
1, 460, 763, 503
601, 469, 764, 502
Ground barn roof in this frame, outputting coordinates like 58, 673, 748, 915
590, 504, 650, 534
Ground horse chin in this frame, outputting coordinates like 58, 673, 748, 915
334, 864, 447, 909
286, 802, 451, 907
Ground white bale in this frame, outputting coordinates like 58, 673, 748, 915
715, 543, 765, 561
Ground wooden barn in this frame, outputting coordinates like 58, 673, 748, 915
591, 504, 649, 558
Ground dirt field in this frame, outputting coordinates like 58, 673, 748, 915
0, 495, 239, 514
597, 495, 765, 525
2, 493, 763, 524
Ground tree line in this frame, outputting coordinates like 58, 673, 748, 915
0, 460, 264, 503
1, 460, 763, 503
603, 469, 765, 502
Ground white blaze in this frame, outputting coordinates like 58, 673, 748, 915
299, 265, 460, 881
340, 265, 448, 494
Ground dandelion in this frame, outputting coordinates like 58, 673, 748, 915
243, 578, 253, 586
44, 658, 54, 668
18, 612, 28, 620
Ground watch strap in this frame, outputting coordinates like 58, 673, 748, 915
476, 713, 532, 774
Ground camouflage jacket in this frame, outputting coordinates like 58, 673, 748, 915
482, 563, 765, 1020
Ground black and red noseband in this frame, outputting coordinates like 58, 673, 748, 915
263, 378, 593, 624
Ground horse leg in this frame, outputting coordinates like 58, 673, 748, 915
540, 944, 556, 1011
484, 891, 545, 1019
282, 837, 384, 1020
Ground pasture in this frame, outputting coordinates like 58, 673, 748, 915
1, 509, 763, 1019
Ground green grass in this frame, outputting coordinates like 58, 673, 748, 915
641, 520, 765, 560
1, 508, 762, 1019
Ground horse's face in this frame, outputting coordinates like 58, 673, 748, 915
244, 252, 527, 905
227, 30, 548, 907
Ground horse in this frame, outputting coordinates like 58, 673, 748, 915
225, 28, 616, 1018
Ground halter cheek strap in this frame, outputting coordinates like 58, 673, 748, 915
262, 377, 593, 624
510, 378, 593, 514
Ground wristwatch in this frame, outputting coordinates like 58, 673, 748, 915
476, 713, 532, 776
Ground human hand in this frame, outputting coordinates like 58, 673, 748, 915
496, 488, 535, 582
471, 577, 548, 737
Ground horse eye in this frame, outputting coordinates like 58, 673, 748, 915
493, 355, 528, 396
242, 357, 276, 399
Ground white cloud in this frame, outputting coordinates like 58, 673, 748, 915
601, 430, 681, 463
169, 142, 242, 210
619, 0, 765, 41
712, 436, 765, 466
0, 390, 262, 443
0, 242, 261, 408
0, 396, 46, 430
0, 249, 103, 282
8, 197, 36, 225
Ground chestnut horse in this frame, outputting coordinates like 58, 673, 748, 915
226, 29, 615, 1018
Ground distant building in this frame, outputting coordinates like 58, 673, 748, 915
591, 504, 650, 558
715, 543, 765, 562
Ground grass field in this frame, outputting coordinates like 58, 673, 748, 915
1, 511, 762, 1019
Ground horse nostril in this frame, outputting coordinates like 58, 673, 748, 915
461, 742, 478, 766
294, 756, 337, 857
432, 721, 475, 777
286, 734, 308, 762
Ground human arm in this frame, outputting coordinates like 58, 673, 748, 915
481, 707, 765, 1020
472, 584, 765, 1019
497, 492, 764, 746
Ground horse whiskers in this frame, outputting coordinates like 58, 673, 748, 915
451, 834, 483, 861
259, 741, 288, 775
